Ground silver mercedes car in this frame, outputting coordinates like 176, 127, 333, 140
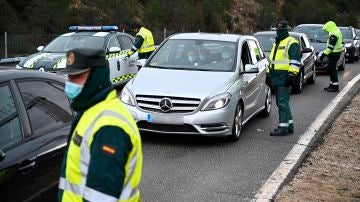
120, 33, 272, 141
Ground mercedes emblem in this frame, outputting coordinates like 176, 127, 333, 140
159, 98, 172, 112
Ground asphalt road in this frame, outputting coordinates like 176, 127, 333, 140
140, 62, 360, 202
1, 62, 358, 201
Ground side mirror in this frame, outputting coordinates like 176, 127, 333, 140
302, 47, 312, 53
0, 149, 5, 162
244, 64, 259, 74
108, 47, 121, 53
37, 46, 44, 52
136, 59, 147, 69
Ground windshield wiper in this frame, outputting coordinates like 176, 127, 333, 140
309, 38, 326, 43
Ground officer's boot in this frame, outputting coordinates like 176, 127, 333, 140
288, 121, 294, 134
324, 84, 339, 92
270, 127, 289, 136
324, 84, 333, 91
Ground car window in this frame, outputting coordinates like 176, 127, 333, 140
302, 35, 311, 48
0, 84, 22, 150
17, 80, 72, 135
241, 41, 253, 69
339, 28, 353, 39
43, 36, 105, 53
148, 39, 237, 72
300, 37, 307, 50
107, 36, 121, 50
118, 35, 133, 50
254, 35, 275, 52
248, 40, 262, 64
294, 26, 328, 43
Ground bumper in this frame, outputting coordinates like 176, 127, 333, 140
125, 104, 235, 137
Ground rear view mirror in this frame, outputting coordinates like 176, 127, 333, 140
136, 59, 147, 69
37, 46, 44, 52
302, 47, 312, 53
0, 149, 5, 162
108, 47, 121, 53
244, 64, 259, 74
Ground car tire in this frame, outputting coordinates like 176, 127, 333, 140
306, 65, 316, 84
228, 103, 243, 142
292, 70, 304, 94
259, 87, 272, 117
348, 55, 355, 63
338, 58, 345, 71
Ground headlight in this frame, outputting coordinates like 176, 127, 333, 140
120, 87, 135, 106
201, 93, 231, 111
345, 43, 352, 48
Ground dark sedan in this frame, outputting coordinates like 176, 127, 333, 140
293, 24, 346, 72
339, 26, 360, 62
254, 31, 316, 94
0, 70, 72, 201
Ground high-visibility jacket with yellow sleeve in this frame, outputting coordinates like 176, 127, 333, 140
267, 36, 301, 86
58, 90, 142, 202
322, 21, 344, 56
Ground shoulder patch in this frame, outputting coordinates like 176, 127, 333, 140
102, 145, 117, 155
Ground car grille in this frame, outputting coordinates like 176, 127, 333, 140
137, 121, 198, 134
136, 95, 201, 113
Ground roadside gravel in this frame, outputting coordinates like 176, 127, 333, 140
275, 92, 360, 201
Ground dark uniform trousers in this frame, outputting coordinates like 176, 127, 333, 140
275, 86, 293, 131
328, 55, 340, 84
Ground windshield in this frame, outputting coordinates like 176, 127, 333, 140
294, 26, 328, 43
340, 28, 353, 39
43, 35, 105, 53
254, 35, 275, 52
147, 39, 237, 72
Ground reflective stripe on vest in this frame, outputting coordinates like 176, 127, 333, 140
60, 90, 142, 202
325, 29, 344, 54
136, 27, 155, 53
269, 36, 300, 75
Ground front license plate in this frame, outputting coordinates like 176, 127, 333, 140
147, 113, 184, 125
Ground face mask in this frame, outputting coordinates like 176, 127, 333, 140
222, 52, 231, 59
188, 56, 198, 62
199, 55, 205, 61
65, 81, 83, 99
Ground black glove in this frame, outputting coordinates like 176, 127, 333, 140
319, 53, 326, 61
265, 75, 272, 87
286, 74, 297, 87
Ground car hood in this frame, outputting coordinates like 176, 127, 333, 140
19, 52, 66, 70
128, 67, 236, 100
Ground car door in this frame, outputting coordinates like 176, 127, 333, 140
107, 35, 129, 84
0, 81, 40, 202
118, 34, 138, 75
241, 41, 261, 119
299, 35, 313, 78
0, 79, 72, 201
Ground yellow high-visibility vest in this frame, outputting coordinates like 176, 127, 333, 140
59, 90, 142, 202
136, 27, 155, 53
268, 36, 300, 75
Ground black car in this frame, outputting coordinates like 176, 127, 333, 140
254, 31, 316, 94
339, 26, 360, 62
293, 24, 346, 72
0, 70, 72, 201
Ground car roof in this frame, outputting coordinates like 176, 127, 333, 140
60, 31, 132, 38
254, 31, 303, 38
0, 69, 67, 83
295, 24, 324, 28
168, 33, 254, 42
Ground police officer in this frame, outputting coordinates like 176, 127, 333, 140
127, 22, 156, 59
320, 21, 344, 92
266, 21, 301, 136
57, 48, 143, 202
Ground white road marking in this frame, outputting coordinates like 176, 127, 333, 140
253, 73, 360, 201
